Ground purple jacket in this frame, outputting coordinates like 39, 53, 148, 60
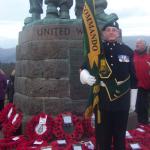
0, 73, 7, 100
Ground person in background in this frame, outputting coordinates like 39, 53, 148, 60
7, 69, 15, 103
0, 69, 7, 111
134, 39, 150, 124
80, 22, 137, 150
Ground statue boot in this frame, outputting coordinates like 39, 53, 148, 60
96, 11, 118, 25
58, 0, 73, 19
24, 0, 43, 25
45, 0, 59, 19
95, 0, 118, 25
75, 0, 84, 19
24, 13, 42, 25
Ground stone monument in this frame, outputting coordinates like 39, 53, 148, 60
14, 0, 119, 121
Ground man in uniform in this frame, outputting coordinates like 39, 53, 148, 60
80, 22, 137, 149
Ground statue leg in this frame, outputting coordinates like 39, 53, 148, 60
95, 0, 118, 24
75, 0, 84, 19
75, 0, 108, 19
75, 0, 118, 27
44, 0, 59, 18
24, 0, 43, 25
29, 0, 43, 19
58, 0, 73, 19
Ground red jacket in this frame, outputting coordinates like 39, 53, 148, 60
133, 50, 150, 90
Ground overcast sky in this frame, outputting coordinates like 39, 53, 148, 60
0, 0, 149, 43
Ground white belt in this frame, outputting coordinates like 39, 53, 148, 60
100, 81, 106, 87
100, 80, 125, 87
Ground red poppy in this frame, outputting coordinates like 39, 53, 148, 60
53, 112, 84, 141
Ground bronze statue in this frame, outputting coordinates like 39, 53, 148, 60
25, 0, 73, 25
75, 0, 118, 26
25, 0, 117, 26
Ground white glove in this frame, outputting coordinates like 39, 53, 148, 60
80, 69, 96, 86
129, 89, 138, 113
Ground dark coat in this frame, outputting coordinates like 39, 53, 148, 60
7, 75, 15, 103
0, 73, 7, 100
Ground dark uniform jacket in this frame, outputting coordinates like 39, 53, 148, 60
82, 41, 137, 111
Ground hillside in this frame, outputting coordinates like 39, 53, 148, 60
123, 36, 150, 49
0, 47, 16, 63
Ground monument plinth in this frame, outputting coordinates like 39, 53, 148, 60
14, 23, 89, 117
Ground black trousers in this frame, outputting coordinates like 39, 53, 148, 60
136, 88, 150, 124
95, 110, 129, 150
0, 99, 4, 111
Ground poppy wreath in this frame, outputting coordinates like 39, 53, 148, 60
0, 103, 16, 125
25, 112, 53, 142
138, 124, 150, 133
65, 136, 96, 150
50, 140, 93, 150
82, 116, 95, 137
128, 128, 147, 140
65, 141, 90, 150
82, 140, 95, 150
126, 128, 150, 149
88, 136, 96, 149
133, 125, 150, 149
53, 112, 84, 141
2, 111, 23, 138
125, 142, 150, 150
50, 140, 72, 150
0, 135, 25, 150
16, 139, 48, 150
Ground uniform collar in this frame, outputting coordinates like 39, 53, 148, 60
104, 41, 121, 47
107, 42, 116, 46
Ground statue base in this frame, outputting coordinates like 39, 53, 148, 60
15, 22, 89, 119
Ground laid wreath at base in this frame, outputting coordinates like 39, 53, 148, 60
52, 112, 84, 141
16, 139, 48, 150
0, 135, 25, 150
25, 112, 53, 142
50, 140, 72, 150
2, 111, 23, 138
51, 138, 95, 150
0, 103, 16, 126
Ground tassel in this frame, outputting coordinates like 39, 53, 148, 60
100, 58, 106, 72
97, 105, 101, 124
